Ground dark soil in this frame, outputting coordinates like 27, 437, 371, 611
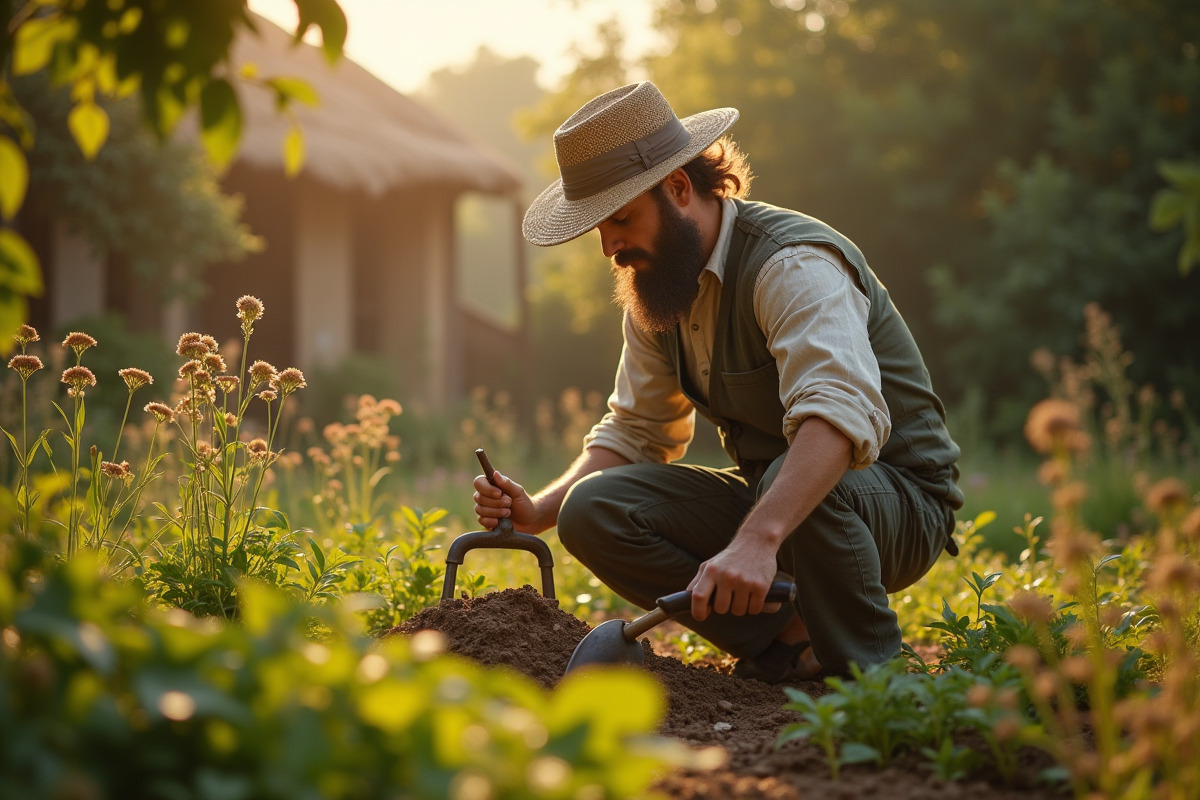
388, 586, 1067, 799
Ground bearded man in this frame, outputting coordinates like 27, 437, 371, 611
473, 82, 963, 682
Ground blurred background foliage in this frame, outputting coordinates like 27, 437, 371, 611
427, 0, 1200, 449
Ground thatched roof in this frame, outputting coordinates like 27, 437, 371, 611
226, 13, 522, 197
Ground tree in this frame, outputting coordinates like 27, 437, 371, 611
0, 0, 348, 352
639, 0, 1199, 439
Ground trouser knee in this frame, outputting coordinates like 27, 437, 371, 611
556, 470, 613, 565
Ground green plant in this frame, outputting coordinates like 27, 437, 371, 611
778, 689, 851, 780
0, 534, 676, 799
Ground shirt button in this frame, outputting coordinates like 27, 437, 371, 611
691, 323, 700, 331
701, 369, 709, 377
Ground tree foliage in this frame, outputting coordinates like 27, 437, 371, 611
635, 0, 1200, 439
0, 0, 347, 353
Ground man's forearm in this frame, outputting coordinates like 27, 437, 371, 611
528, 446, 632, 533
735, 417, 853, 550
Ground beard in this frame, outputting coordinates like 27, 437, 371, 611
611, 188, 707, 334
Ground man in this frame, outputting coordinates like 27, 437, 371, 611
474, 82, 963, 682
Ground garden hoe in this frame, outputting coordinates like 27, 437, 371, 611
564, 580, 797, 675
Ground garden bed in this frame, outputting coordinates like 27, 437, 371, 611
390, 586, 1065, 799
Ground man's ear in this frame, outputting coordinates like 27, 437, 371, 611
662, 168, 693, 207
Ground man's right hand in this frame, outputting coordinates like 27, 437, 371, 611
473, 470, 540, 533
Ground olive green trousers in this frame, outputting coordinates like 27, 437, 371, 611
556, 456, 956, 676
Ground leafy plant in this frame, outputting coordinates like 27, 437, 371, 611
0, 534, 676, 800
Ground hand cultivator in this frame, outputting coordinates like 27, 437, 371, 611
440, 449, 556, 600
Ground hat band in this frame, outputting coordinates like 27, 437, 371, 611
559, 117, 692, 201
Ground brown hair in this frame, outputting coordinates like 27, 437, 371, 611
681, 136, 753, 200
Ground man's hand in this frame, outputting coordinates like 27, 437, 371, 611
686, 535, 783, 621
473, 470, 540, 533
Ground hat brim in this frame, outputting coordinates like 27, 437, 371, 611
522, 107, 740, 247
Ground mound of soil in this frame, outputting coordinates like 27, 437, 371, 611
389, 586, 1065, 800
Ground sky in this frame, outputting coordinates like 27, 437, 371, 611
246, 0, 663, 94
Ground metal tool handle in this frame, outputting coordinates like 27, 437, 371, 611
440, 449, 556, 600
622, 580, 797, 641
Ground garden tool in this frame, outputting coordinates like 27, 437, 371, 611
564, 580, 797, 674
440, 449, 556, 600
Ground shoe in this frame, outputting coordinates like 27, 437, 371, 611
732, 639, 823, 684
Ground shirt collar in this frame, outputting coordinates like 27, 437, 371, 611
701, 197, 739, 285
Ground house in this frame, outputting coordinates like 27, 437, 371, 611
27, 13, 527, 411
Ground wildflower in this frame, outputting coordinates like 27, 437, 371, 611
203, 353, 227, 374
248, 360, 277, 386
1008, 590, 1054, 624
61, 365, 97, 395
216, 375, 239, 394
176, 332, 208, 359
100, 460, 134, 483
271, 367, 306, 396
1051, 480, 1089, 511
118, 367, 153, 391
224, 412, 237, 427
236, 295, 265, 334
1037, 459, 1067, 487
200, 335, 219, 353
62, 331, 97, 358
179, 361, 201, 380
144, 402, 175, 423
379, 398, 402, 416
1024, 398, 1083, 455
8, 354, 43, 380
258, 389, 277, 402
246, 438, 271, 462
1144, 477, 1190, 516
13, 324, 39, 348
966, 683, 993, 708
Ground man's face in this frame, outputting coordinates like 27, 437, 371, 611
600, 184, 707, 334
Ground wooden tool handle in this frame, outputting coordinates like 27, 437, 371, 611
476, 448, 498, 486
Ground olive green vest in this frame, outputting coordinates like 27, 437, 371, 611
656, 199, 963, 508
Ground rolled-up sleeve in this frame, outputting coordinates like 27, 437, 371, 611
583, 311, 696, 463
755, 244, 890, 468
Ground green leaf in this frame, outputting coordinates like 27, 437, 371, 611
283, 124, 305, 178
12, 14, 78, 76
1157, 160, 1200, 193
199, 78, 243, 168
293, 0, 348, 64
0, 229, 43, 295
0, 137, 29, 221
839, 741, 881, 765
67, 101, 110, 160
268, 76, 320, 108
1149, 189, 1186, 231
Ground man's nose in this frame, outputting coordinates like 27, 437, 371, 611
597, 223, 621, 258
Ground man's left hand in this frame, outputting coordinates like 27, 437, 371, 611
686, 536, 783, 621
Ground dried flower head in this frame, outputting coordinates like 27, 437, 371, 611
248, 360, 277, 386
118, 367, 153, 391
100, 460, 134, 483
203, 353, 227, 374
1024, 398, 1083, 455
8, 354, 44, 380
200, 335, 219, 353
1037, 459, 1067, 487
246, 438, 272, 463
179, 361, 202, 380
1008, 590, 1055, 625
216, 375, 239, 394
224, 412, 237, 427
13, 324, 39, 348
176, 332, 208, 359
236, 295, 265, 333
257, 389, 278, 403
61, 365, 97, 394
1144, 477, 1190, 516
144, 401, 175, 423
271, 367, 306, 396
1051, 480, 1089, 511
62, 332, 98, 358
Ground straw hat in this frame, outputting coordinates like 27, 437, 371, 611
522, 82, 739, 246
